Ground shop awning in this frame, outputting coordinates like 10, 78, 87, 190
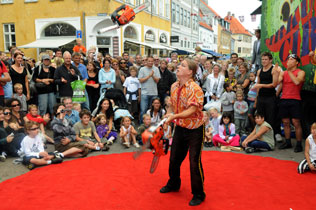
125, 39, 174, 50
19, 37, 76, 48
202, 49, 222, 57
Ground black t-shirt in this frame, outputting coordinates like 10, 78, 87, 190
9, 66, 28, 95
32, 65, 56, 94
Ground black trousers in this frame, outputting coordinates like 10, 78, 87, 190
166, 125, 205, 196
257, 95, 277, 130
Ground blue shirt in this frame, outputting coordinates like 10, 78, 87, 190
65, 110, 80, 125
72, 63, 88, 80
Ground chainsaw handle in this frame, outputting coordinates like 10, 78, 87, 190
111, 4, 127, 25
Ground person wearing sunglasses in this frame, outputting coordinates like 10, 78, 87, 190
278, 54, 305, 153
112, 59, 126, 92
20, 121, 63, 170
99, 59, 116, 95
6, 98, 26, 127
119, 59, 130, 77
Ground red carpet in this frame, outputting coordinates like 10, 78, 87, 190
0, 151, 315, 210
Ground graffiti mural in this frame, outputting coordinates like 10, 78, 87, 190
261, 0, 316, 91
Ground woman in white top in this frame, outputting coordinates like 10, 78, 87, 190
205, 64, 225, 103
146, 97, 166, 125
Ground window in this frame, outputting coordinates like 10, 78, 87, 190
159, 0, 164, 16
165, 1, 170, 18
187, 11, 190, 27
192, 16, 195, 30
176, 4, 180, 24
25, 0, 38, 2
188, 41, 190, 48
184, 40, 186, 48
3, 23, 16, 52
181, 40, 183, 47
152, 0, 158, 14
184, 10, 187, 26
1, 0, 13, 4
136, 0, 141, 5
171, 3, 175, 23
180, 8, 183, 25
214, 35, 217, 44
238, 47, 241, 53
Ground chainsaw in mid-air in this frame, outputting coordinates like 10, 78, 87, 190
98, 2, 150, 34
133, 118, 170, 173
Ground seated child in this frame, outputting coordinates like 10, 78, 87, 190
12, 83, 27, 112
209, 107, 222, 137
297, 123, 316, 174
72, 103, 81, 113
213, 112, 240, 147
19, 121, 63, 170
74, 110, 109, 152
137, 114, 151, 144
241, 112, 274, 153
203, 111, 213, 147
24, 104, 54, 144
120, 116, 139, 148
95, 113, 117, 145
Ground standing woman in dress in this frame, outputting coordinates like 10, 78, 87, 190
86, 61, 100, 112
9, 52, 30, 101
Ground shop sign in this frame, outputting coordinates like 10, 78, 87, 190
170, 36, 179, 43
160, 33, 167, 43
145, 30, 155, 41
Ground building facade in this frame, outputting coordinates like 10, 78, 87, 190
170, 0, 199, 52
0, 0, 171, 59
217, 18, 232, 55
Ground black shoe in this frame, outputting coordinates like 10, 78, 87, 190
279, 142, 292, 150
208, 142, 214, 147
26, 163, 36, 170
51, 158, 63, 164
159, 185, 179, 193
189, 195, 205, 206
204, 142, 209, 147
294, 144, 303, 153
102, 145, 110, 151
245, 147, 255, 153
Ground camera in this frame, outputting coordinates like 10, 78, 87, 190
60, 109, 71, 113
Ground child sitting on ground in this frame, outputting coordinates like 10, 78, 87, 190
74, 110, 109, 152
297, 123, 316, 174
203, 111, 213, 147
23, 104, 54, 144
19, 121, 63, 170
209, 107, 222, 138
95, 113, 117, 145
120, 116, 139, 148
12, 83, 27, 112
212, 112, 240, 147
137, 114, 152, 145
72, 103, 81, 113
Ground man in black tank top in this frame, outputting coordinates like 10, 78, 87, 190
254, 52, 280, 137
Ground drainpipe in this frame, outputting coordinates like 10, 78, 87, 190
82, 12, 86, 47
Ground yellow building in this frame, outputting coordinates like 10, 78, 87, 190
217, 18, 232, 55
0, 0, 171, 59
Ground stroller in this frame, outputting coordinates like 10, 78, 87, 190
94, 88, 134, 131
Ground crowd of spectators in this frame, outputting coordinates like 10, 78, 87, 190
0, 41, 316, 174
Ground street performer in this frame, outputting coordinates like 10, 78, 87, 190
160, 58, 205, 206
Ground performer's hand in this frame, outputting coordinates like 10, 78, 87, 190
164, 114, 174, 124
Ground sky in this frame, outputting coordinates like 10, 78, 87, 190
208, 0, 262, 33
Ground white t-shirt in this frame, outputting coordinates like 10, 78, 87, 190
20, 135, 44, 158
123, 76, 141, 100
308, 134, 316, 161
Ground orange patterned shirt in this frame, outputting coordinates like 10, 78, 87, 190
170, 79, 204, 129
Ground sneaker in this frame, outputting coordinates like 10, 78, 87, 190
51, 158, 63, 164
102, 145, 110, 151
0, 155, 6, 162
245, 147, 255, 153
275, 134, 283, 142
107, 140, 113, 145
54, 151, 64, 159
189, 195, 205, 206
134, 142, 140, 148
279, 142, 292, 150
123, 142, 130, 148
26, 163, 36, 170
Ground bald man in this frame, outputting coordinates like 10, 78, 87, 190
54, 51, 82, 99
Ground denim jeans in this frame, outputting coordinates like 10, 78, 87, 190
38, 92, 56, 116
80, 89, 90, 111
139, 95, 157, 123
240, 135, 271, 150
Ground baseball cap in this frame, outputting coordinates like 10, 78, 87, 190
42, 54, 50, 60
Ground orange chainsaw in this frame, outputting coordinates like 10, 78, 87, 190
98, 2, 150, 34
133, 118, 169, 173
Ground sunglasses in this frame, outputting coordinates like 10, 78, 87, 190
112, 63, 118, 66
29, 127, 39, 131
4, 112, 11, 115
287, 54, 300, 62
11, 104, 20, 107
120, 62, 126, 64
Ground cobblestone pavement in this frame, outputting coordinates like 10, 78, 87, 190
0, 134, 305, 183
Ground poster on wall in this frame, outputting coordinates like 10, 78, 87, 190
261, 0, 316, 92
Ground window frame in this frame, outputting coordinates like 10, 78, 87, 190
3, 23, 16, 52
